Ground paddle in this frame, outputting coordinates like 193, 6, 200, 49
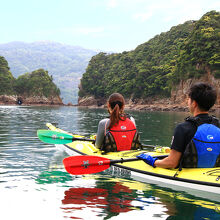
37, 130, 156, 149
63, 155, 166, 175
37, 130, 94, 144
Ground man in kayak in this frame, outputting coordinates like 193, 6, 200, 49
95, 93, 141, 152
138, 82, 220, 168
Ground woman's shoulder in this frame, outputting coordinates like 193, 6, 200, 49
98, 118, 110, 126
125, 114, 136, 125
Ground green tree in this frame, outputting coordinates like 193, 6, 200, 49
0, 56, 15, 95
174, 11, 220, 81
15, 69, 60, 97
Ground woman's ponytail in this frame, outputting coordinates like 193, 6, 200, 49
109, 104, 120, 128
107, 93, 126, 128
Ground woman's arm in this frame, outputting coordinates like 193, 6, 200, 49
95, 119, 109, 148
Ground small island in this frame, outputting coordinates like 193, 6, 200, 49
0, 56, 63, 106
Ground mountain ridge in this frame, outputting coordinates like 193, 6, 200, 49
0, 41, 98, 104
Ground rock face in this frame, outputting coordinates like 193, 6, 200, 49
78, 96, 97, 106
78, 96, 105, 107
0, 95, 63, 106
0, 95, 17, 105
77, 76, 220, 113
171, 76, 220, 106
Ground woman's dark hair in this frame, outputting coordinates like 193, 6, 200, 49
188, 82, 217, 111
108, 93, 126, 128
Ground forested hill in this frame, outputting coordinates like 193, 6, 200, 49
0, 41, 98, 104
0, 56, 14, 95
0, 56, 61, 102
79, 11, 220, 101
15, 69, 61, 98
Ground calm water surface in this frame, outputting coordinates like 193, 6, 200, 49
0, 106, 220, 220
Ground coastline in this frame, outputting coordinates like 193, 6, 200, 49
77, 75, 220, 114
0, 103, 65, 107
77, 95, 220, 114
0, 95, 64, 106
1, 101, 219, 114
76, 103, 220, 114
1, 95, 219, 114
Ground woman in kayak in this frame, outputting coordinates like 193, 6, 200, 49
95, 93, 141, 152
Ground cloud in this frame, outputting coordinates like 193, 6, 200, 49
131, 2, 165, 22
133, 12, 153, 22
107, 0, 118, 8
106, 0, 148, 9
56, 26, 106, 37
34, 26, 106, 40
130, 0, 220, 24
72, 27, 105, 35
212, 2, 220, 8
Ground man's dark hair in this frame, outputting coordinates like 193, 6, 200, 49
188, 82, 217, 111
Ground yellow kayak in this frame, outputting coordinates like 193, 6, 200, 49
46, 123, 220, 201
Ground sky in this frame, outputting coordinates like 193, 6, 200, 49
1, 0, 220, 52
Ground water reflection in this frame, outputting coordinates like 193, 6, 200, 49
149, 185, 220, 219
59, 174, 220, 219
61, 182, 152, 219
36, 170, 73, 184
62, 184, 136, 219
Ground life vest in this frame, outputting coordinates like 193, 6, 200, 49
181, 116, 220, 168
102, 118, 141, 153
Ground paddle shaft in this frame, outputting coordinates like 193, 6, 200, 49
38, 129, 159, 149
141, 144, 156, 149
72, 137, 94, 142
110, 157, 140, 165
110, 154, 166, 165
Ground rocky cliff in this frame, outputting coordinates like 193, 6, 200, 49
78, 76, 220, 114
0, 95, 63, 106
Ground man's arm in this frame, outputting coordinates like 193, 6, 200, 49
154, 149, 182, 168
137, 122, 192, 169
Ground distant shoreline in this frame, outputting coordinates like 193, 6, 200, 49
0, 103, 65, 107
76, 103, 220, 114
1, 100, 219, 115
0, 95, 64, 106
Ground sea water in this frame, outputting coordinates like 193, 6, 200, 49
0, 106, 219, 220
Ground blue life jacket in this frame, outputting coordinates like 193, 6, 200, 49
193, 123, 220, 167
182, 116, 220, 168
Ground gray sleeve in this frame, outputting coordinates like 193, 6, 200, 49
95, 118, 110, 149
130, 116, 136, 126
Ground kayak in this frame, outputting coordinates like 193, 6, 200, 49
45, 123, 220, 201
